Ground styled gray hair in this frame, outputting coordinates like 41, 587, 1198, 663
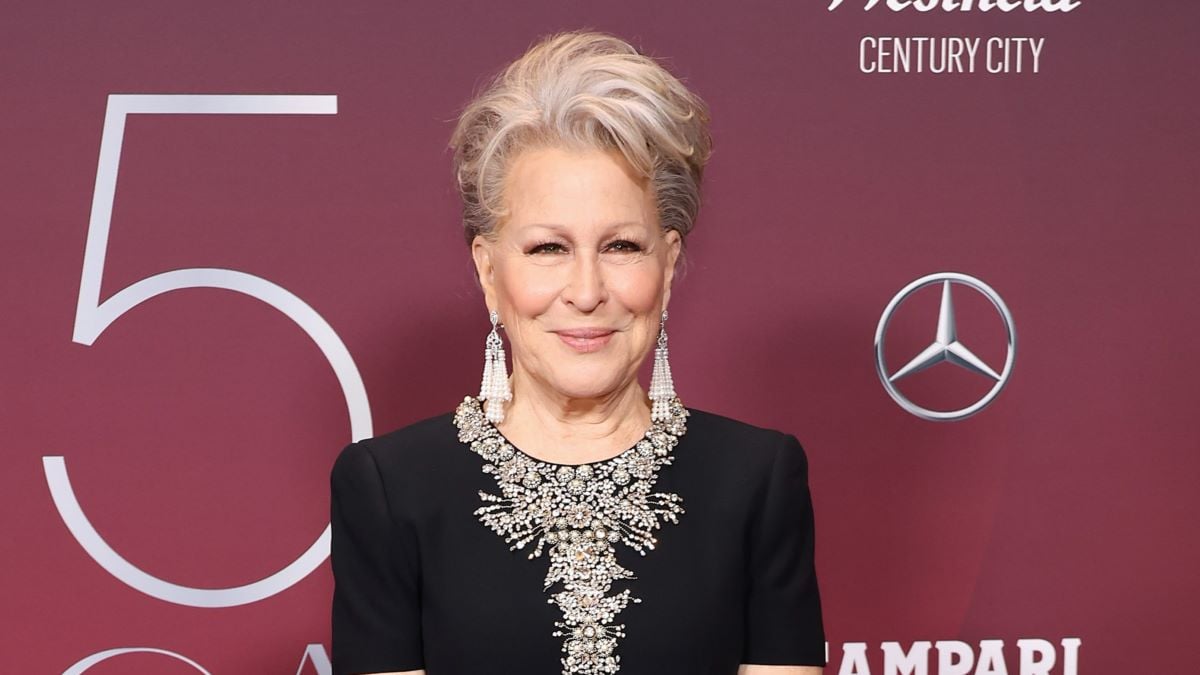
448, 29, 713, 270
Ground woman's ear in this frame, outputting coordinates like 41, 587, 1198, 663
471, 234, 497, 309
662, 228, 682, 309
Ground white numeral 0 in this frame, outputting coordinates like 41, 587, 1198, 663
42, 94, 364, 608
64, 648, 211, 675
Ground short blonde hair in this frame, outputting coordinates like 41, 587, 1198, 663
449, 29, 713, 269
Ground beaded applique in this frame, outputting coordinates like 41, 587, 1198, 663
453, 394, 689, 675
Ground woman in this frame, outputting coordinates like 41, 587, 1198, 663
331, 30, 825, 675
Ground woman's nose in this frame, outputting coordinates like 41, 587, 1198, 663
562, 253, 606, 311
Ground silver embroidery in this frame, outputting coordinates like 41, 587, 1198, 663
453, 394, 688, 675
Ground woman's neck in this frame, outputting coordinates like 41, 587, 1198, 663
494, 369, 652, 464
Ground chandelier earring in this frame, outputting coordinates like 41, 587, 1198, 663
648, 309, 676, 422
479, 309, 512, 424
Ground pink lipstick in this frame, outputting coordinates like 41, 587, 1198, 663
555, 328, 614, 353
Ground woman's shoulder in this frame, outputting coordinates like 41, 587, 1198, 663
334, 407, 462, 477
684, 406, 796, 444
680, 408, 812, 502
682, 406, 806, 465
368, 410, 459, 450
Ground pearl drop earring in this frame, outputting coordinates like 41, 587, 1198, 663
479, 309, 512, 424
648, 309, 676, 422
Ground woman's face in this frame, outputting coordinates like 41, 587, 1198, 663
472, 144, 681, 404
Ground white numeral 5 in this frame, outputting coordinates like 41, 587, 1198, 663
43, 94, 363, 608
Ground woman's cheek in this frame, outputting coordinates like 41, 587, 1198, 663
613, 267, 664, 309
498, 265, 558, 309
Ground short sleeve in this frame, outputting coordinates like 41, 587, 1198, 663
742, 433, 826, 666
330, 441, 424, 674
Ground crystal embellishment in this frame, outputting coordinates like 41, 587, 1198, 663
453, 394, 689, 675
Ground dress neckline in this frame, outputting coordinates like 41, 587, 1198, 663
451, 392, 690, 673
491, 420, 645, 469
453, 394, 689, 469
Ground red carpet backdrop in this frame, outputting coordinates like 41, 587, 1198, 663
2, 1, 1196, 673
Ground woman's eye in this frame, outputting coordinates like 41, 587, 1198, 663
530, 242, 565, 254
528, 240, 641, 254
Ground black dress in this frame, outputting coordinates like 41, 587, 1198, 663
330, 397, 825, 675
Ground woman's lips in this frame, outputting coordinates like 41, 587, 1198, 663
556, 330, 614, 353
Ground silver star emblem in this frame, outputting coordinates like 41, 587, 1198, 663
875, 272, 1017, 421
889, 280, 1002, 383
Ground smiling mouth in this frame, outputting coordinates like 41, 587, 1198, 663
556, 331, 614, 353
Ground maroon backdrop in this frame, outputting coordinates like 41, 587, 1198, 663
2, 1, 1196, 673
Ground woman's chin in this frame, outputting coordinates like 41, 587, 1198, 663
545, 375, 626, 401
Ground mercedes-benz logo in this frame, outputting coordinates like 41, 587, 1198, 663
874, 272, 1017, 421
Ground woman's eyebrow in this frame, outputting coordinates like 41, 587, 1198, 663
522, 221, 647, 232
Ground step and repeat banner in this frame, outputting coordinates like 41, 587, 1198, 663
3, 1, 1195, 673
